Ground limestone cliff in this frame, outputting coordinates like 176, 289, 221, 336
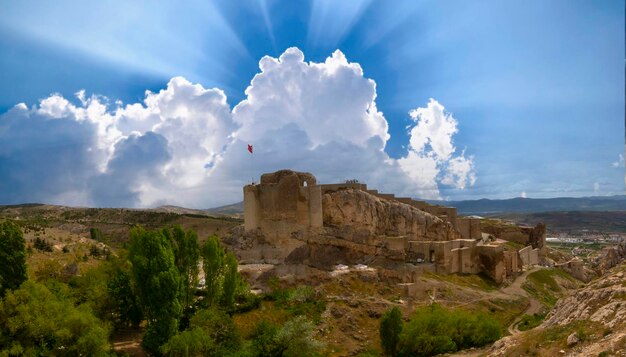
321, 189, 460, 241
541, 264, 626, 330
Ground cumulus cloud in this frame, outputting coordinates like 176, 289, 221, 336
398, 99, 476, 194
0, 47, 476, 207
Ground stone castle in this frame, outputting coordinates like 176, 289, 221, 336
234, 170, 544, 284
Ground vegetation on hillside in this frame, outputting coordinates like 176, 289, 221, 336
379, 304, 502, 357
0, 219, 326, 356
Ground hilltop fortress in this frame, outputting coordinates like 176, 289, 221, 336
231, 170, 545, 285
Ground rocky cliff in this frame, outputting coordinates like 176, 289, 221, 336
322, 189, 459, 241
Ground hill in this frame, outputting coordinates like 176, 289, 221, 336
207, 196, 626, 218
432, 195, 626, 215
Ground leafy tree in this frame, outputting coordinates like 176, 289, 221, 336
248, 320, 280, 357
163, 308, 241, 356
107, 269, 143, 328
397, 304, 501, 357
274, 316, 325, 357
0, 281, 110, 356
380, 307, 403, 357
33, 259, 64, 282
161, 327, 214, 356
222, 252, 238, 309
202, 236, 225, 306
128, 226, 182, 354
0, 220, 27, 297
164, 225, 200, 309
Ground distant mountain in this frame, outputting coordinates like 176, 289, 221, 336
205, 195, 626, 217
431, 195, 626, 215
205, 201, 244, 218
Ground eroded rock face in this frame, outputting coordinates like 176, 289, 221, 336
541, 264, 626, 329
322, 189, 459, 241
260, 170, 317, 186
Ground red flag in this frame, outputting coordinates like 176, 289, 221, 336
247, 144, 253, 154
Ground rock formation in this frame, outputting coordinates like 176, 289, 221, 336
230, 170, 546, 287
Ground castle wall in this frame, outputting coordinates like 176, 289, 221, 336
244, 185, 260, 231
244, 171, 323, 236
457, 217, 481, 240
477, 245, 506, 283
242, 170, 546, 285
518, 246, 539, 266
503, 250, 520, 275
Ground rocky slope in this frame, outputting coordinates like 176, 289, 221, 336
490, 262, 626, 356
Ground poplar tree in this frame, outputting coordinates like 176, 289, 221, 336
380, 307, 403, 357
128, 226, 182, 354
202, 236, 224, 306
222, 252, 238, 309
165, 225, 200, 308
0, 220, 27, 297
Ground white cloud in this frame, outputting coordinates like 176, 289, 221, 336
398, 99, 476, 195
520, 191, 527, 198
0, 48, 476, 207
593, 182, 600, 193
611, 153, 624, 168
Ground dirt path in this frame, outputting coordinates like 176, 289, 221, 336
502, 267, 543, 335
111, 328, 147, 357
447, 267, 545, 357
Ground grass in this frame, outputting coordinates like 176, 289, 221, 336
475, 297, 529, 329
504, 320, 607, 356
517, 312, 546, 331
504, 240, 526, 250
522, 269, 574, 308
232, 301, 291, 338
423, 272, 499, 292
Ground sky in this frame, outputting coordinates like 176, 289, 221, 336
0, 0, 624, 208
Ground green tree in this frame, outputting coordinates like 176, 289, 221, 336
274, 316, 325, 357
221, 252, 238, 309
397, 304, 501, 357
165, 225, 200, 309
128, 226, 182, 354
163, 308, 241, 356
161, 327, 214, 356
90, 227, 103, 242
202, 236, 225, 306
248, 320, 280, 357
0, 281, 110, 356
107, 269, 143, 328
380, 307, 403, 357
0, 220, 27, 297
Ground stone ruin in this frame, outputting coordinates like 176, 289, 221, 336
231, 170, 545, 285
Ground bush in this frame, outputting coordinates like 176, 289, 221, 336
90, 228, 103, 242
0, 281, 110, 356
267, 283, 326, 323
33, 236, 53, 252
397, 304, 501, 357
164, 308, 241, 356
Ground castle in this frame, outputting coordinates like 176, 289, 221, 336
238, 170, 544, 284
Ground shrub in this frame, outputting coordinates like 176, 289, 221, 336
397, 304, 501, 357
0, 281, 110, 355
33, 236, 53, 252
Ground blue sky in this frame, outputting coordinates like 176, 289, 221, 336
0, 0, 624, 207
